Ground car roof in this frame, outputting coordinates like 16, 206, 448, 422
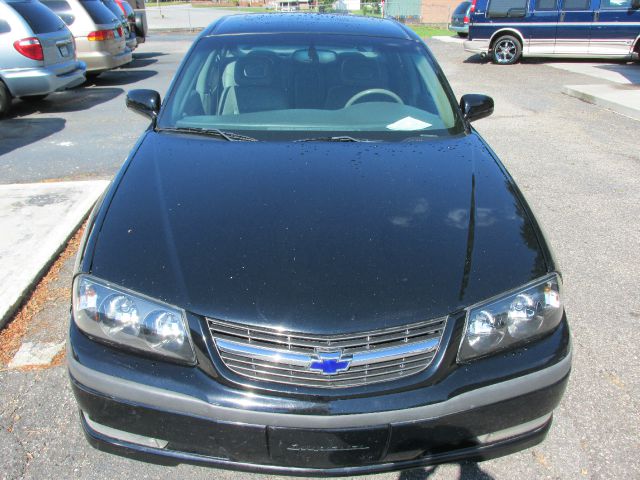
204, 13, 414, 40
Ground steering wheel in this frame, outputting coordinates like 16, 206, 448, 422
345, 88, 404, 108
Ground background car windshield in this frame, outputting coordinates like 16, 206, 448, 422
159, 34, 463, 140
80, 0, 118, 24
40, 0, 75, 26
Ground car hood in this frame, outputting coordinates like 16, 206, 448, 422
90, 131, 547, 334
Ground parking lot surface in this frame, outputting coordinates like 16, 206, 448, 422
0, 33, 639, 480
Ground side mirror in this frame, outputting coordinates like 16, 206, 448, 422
460, 94, 494, 123
632, 0, 640, 9
126, 89, 160, 120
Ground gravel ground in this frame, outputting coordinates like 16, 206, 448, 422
0, 33, 638, 480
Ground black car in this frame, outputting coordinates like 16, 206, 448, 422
69, 13, 571, 476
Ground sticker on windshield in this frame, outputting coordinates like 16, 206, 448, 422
386, 117, 432, 131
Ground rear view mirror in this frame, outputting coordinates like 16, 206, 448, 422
460, 94, 494, 123
126, 89, 161, 120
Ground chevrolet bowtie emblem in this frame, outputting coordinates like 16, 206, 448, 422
308, 351, 352, 375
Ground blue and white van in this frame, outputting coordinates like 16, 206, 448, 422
464, 0, 640, 64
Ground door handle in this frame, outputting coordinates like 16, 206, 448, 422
594, 11, 599, 21
560, 11, 566, 21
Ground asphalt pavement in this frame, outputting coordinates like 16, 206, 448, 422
0, 33, 639, 480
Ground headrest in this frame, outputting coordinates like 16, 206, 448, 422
339, 53, 383, 86
235, 55, 277, 86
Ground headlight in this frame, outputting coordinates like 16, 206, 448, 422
458, 274, 563, 362
72, 274, 196, 364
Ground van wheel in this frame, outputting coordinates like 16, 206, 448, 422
492, 35, 522, 65
0, 81, 11, 117
457, 32, 468, 38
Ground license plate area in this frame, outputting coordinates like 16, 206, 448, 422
57, 43, 70, 57
268, 425, 389, 468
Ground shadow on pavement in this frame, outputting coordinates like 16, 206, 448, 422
132, 51, 168, 60
0, 117, 66, 157
119, 57, 158, 69
463, 54, 489, 64
399, 461, 495, 480
87, 69, 158, 86
8, 86, 124, 118
591, 63, 640, 84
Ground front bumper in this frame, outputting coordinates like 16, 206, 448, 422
464, 38, 491, 54
1, 61, 86, 97
68, 313, 571, 475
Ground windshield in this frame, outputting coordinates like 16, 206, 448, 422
158, 33, 464, 141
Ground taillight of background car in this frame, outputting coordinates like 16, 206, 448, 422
88, 29, 115, 41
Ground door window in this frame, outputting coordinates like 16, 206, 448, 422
600, 0, 631, 7
535, 0, 558, 10
561, 0, 590, 10
487, 0, 528, 17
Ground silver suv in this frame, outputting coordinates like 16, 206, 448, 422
0, 0, 86, 116
39, 0, 132, 77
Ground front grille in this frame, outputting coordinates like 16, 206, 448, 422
207, 317, 447, 388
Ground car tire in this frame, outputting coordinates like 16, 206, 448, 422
0, 81, 11, 117
457, 32, 468, 38
21, 94, 48, 102
492, 35, 522, 65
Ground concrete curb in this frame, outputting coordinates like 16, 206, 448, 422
562, 84, 640, 122
0, 180, 110, 330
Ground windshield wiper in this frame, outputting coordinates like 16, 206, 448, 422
294, 136, 377, 143
156, 127, 258, 142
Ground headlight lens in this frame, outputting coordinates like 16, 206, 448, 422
72, 274, 196, 364
458, 274, 563, 362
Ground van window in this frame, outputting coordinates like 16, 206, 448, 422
561, 0, 590, 9
80, 0, 118, 24
487, 0, 527, 18
600, 0, 630, 7
535, 0, 557, 10
40, 0, 75, 26
8, 0, 65, 34
454, 2, 471, 14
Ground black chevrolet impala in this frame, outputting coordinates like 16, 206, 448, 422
69, 13, 571, 476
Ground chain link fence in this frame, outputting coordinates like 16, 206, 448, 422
140, 0, 454, 31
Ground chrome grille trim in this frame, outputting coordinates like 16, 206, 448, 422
207, 317, 447, 388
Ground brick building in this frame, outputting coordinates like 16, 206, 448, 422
384, 0, 461, 24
